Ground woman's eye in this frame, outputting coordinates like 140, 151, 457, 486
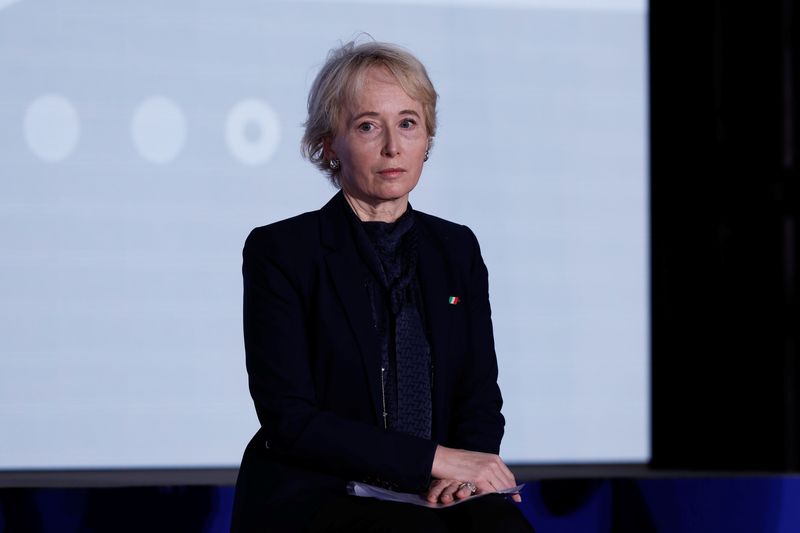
400, 119, 416, 129
357, 122, 374, 132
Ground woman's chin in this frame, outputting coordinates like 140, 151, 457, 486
377, 180, 420, 201
361, 186, 414, 205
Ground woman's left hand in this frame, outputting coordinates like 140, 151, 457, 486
426, 478, 477, 504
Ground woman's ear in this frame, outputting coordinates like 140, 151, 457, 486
322, 137, 336, 161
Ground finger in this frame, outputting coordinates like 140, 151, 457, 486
427, 480, 448, 502
476, 457, 506, 492
454, 483, 474, 500
493, 458, 517, 490
426, 479, 447, 502
474, 480, 495, 495
485, 470, 511, 496
495, 459, 515, 486
439, 481, 461, 503
479, 465, 502, 493
511, 493, 522, 503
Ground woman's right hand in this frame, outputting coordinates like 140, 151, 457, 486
430, 445, 521, 502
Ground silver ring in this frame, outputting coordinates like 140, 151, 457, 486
458, 481, 477, 495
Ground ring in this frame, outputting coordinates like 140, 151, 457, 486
457, 481, 477, 495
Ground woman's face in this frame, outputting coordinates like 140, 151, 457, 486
328, 67, 429, 209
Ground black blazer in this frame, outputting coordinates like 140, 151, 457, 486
231, 192, 505, 532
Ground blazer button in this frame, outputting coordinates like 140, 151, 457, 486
265, 440, 270, 450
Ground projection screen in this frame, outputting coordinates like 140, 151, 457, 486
0, 0, 648, 469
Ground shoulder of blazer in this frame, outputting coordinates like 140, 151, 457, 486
244, 211, 319, 254
414, 209, 482, 267
242, 191, 344, 263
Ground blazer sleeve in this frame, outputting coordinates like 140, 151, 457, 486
242, 227, 437, 491
447, 227, 506, 454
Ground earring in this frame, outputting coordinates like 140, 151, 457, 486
329, 159, 340, 170
423, 150, 429, 162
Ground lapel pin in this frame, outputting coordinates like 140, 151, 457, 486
448, 296, 460, 305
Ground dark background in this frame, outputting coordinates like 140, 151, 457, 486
651, 0, 799, 471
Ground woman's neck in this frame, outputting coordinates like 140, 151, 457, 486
343, 190, 408, 223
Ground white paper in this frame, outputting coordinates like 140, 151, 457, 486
346, 481, 526, 509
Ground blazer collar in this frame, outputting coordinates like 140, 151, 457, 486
319, 191, 350, 251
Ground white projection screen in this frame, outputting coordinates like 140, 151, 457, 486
0, 0, 648, 470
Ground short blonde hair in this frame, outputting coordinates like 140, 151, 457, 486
301, 40, 438, 186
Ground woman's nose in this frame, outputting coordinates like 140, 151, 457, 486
382, 130, 399, 157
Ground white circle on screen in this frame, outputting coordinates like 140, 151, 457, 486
131, 96, 187, 164
225, 98, 280, 166
23, 94, 80, 162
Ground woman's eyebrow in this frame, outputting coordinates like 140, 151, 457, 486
350, 109, 421, 122
350, 111, 379, 122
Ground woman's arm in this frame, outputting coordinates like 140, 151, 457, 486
427, 227, 520, 502
446, 227, 506, 453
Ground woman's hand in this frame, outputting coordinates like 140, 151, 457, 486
430, 445, 522, 503
426, 478, 478, 503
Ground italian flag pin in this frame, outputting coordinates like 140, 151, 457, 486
448, 296, 460, 305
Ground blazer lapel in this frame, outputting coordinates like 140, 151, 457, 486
415, 219, 456, 436
319, 193, 383, 424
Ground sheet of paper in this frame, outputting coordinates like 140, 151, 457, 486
347, 481, 525, 509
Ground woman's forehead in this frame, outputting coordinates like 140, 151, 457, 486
345, 66, 419, 110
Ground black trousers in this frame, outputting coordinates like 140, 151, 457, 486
306, 493, 535, 533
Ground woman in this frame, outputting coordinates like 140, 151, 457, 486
231, 40, 534, 533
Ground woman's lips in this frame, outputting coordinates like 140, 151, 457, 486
377, 167, 405, 177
